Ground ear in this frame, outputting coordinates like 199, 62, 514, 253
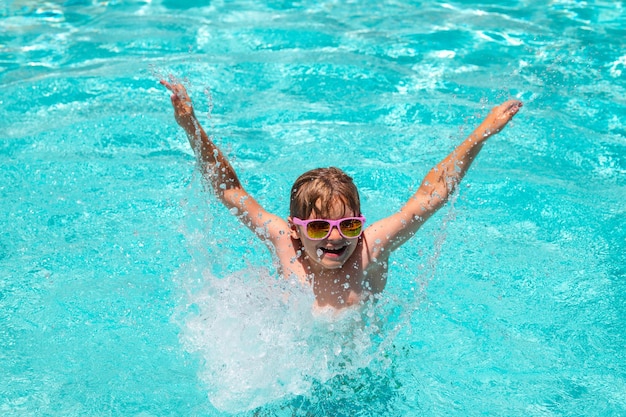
287, 217, 300, 240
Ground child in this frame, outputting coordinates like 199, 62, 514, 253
162, 79, 522, 309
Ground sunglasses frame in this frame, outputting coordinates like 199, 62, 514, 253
292, 216, 366, 240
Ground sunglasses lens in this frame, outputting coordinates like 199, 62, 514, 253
340, 218, 363, 237
307, 220, 331, 239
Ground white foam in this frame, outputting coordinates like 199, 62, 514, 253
178, 268, 381, 413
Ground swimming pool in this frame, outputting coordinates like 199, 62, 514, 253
1, 0, 624, 415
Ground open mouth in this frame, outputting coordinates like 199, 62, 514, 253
319, 246, 348, 257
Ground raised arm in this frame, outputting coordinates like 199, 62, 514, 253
365, 100, 523, 254
161, 80, 289, 244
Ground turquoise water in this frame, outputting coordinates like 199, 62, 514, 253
1, 0, 625, 415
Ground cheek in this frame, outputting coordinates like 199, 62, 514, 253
346, 241, 359, 256
299, 238, 321, 257
300, 237, 317, 251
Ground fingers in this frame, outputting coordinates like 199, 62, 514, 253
500, 100, 523, 115
160, 79, 172, 91
490, 100, 522, 121
161, 80, 180, 100
160, 78, 187, 95
505, 101, 522, 120
506, 100, 523, 113
160, 79, 192, 107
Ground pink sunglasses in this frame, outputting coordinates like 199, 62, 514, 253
292, 216, 366, 240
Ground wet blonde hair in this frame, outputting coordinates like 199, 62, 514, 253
290, 167, 361, 219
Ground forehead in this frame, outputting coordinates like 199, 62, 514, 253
310, 197, 356, 219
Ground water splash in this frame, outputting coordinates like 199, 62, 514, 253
177, 267, 388, 413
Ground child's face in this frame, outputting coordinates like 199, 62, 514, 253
291, 199, 361, 271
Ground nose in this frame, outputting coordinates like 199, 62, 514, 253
327, 225, 343, 240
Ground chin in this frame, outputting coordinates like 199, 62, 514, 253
318, 251, 354, 269
319, 260, 345, 270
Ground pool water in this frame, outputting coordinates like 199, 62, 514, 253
1, 0, 625, 415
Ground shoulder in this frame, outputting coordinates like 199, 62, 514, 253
361, 213, 409, 257
356, 237, 389, 293
259, 214, 291, 243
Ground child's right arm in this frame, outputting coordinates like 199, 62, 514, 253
162, 80, 290, 246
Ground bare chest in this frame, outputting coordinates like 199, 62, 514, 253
276, 246, 388, 308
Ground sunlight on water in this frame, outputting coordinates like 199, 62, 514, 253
1, 0, 625, 415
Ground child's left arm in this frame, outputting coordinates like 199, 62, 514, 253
365, 100, 522, 255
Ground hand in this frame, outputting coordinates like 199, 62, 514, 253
161, 79, 197, 130
477, 100, 523, 139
